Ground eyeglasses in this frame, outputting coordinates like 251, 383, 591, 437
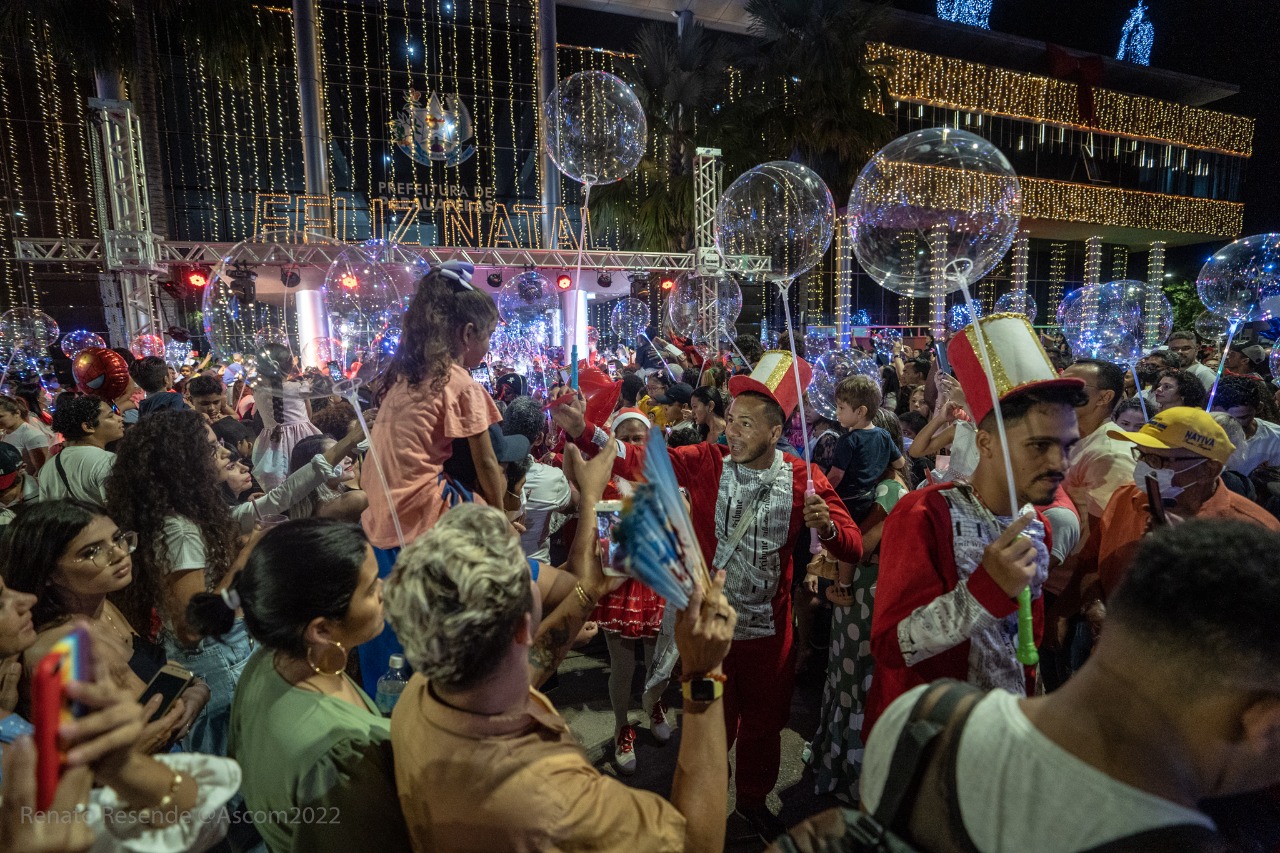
73, 530, 138, 569
1129, 447, 1205, 470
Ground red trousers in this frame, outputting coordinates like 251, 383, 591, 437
721, 624, 796, 808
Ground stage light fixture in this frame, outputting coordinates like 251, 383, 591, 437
597, 271, 613, 287
280, 264, 301, 288
556, 274, 572, 291
340, 272, 359, 290
486, 272, 503, 288
660, 276, 675, 291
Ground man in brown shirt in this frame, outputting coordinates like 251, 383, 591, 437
385, 442, 738, 853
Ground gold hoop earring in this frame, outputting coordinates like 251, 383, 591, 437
306, 640, 347, 677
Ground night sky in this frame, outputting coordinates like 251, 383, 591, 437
560, 0, 1280, 279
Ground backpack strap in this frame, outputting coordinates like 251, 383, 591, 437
872, 680, 983, 829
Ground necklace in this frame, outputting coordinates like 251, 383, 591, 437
99, 606, 133, 648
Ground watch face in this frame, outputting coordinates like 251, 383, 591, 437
690, 679, 716, 702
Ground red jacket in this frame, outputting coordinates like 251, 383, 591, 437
863, 483, 1048, 739
573, 424, 863, 634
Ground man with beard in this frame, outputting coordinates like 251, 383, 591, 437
863, 316, 1086, 738
551, 351, 862, 842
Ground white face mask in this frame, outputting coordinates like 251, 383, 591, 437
1134, 458, 1205, 502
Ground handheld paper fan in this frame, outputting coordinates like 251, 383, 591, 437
611, 426, 712, 609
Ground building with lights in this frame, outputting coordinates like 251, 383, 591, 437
0, 0, 1253, 344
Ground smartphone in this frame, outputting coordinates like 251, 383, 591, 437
32, 626, 94, 811
139, 663, 196, 724
1145, 472, 1168, 527
596, 500, 627, 578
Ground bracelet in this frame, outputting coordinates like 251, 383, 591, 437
818, 523, 837, 541
573, 583, 595, 608
158, 771, 184, 810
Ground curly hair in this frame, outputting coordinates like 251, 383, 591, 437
311, 399, 358, 441
50, 392, 105, 440
384, 504, 532, 690
104, 409, 238, 629
1156, 369, 1207, 410
377, 269, 498, 401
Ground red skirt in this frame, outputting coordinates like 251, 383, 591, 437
592, 578, 665, 639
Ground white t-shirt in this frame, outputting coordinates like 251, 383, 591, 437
2, 421, 49, 459
37, 445, 115, 507
861, 686, 1213, 853
519, 460, 573, 563
1186, 360, 1218, 391
1235, 418, 1280, 476
162, 516, 207, 573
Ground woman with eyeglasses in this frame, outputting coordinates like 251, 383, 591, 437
105, 409, 364, 758
0, 500, 210, 750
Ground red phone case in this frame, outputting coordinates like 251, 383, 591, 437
32, 627, 93, 811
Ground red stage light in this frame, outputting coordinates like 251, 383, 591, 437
660, 277, 675, 291
340, 273, 359, 290
185, 269, 209, 288
556, 274, 572, 291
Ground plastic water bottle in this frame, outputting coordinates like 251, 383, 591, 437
375, 654, 407, 716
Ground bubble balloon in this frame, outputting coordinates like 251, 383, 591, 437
252, 327, 292, 353
1196, 233, 1280, 326
1055, 285, 1090, 331
715, 161, 835, 283
0, 307, 59, 355
1194, 310, 1230, 342
872, 328, 902, 359
609, 297, 649, 343
497, 271, 557, 324
164, 340, 192, 368
851, 309, 873, 327
848, 127, 1021, 297
1060, 280, 1165, 365
809, 350, 882, 421
324, 245, 400, 319
543, 70, 646, 187
949, 302, 984, 333
72, 348, 130, 401
130, 333, 166, 359
667, 273, 744, 339
995, 291, 1038, 323
60, 330, 107, 359
1271, 346, 1280, 381
804, 327, 839, 360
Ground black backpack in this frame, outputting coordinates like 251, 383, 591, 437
770, 680, 1223, 853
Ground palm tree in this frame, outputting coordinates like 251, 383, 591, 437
0, 1, 288, 238
739, 0, 896, 195
590, 20, 734, 253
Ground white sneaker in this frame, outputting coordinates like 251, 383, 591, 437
648, 699, 672, 744
614, 725, 637, 775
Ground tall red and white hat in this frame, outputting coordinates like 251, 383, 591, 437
947, 313, 1083, 425
727, 350, 812, 418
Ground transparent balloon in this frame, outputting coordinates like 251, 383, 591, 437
715, 161, 835, 283
1194, 310, 1230, 342
1060, 280, 1167, 365
324, 245, 401, 322
497, 271, 558, 325
130, 333, 166, 359
667, 273, 744, 339
809, 350, 882, 421
252, 326, 292, 353
1196, 233, 1280, 326
872, 327, 902, 359
949, 301, 984, 333
205, 230, 345, 359
1055, 285, 1089, 331
1271, 346, 1280, 381
995, 291, 1038, 323
804, 327, 839, 360
609, 297, 650, 344
543, 70, 646, 187
164, 340, 192, 368
851, 309, 872, 327
60, 330, 107, 359
848, 127, 1022, 297
0, 308, 59, 356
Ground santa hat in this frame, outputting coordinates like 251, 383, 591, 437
610, 407, 651, 433
947, 313, 1084, 425
727, 349, 812, 418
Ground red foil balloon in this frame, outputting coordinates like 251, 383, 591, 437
73, 347, 131, 401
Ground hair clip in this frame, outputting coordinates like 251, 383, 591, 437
220, 588, 241, 611
434, 260, 475, 292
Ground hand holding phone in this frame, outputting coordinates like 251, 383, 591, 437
32, 626, 93, 810
1145, 472, 1168, 527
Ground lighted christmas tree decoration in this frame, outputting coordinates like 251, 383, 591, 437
1117, 2, 1154, 66
937, 0, 992, 30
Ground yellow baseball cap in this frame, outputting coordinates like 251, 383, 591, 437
1106, 406, 1234, 465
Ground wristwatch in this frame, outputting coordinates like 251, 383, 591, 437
681, 672, 726, 704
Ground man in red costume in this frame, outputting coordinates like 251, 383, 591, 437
552, 350, 862, 842
863, 315, 1086, 740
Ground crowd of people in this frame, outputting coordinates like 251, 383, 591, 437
1, 263, 1279, 853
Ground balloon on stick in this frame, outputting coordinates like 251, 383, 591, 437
850, 126, 1033, 664
995, 291, 1037, 323
716, 160, 834, 553
60, 330, 107, 359
609, 297, 650, 346
1196, 233, 1280, 406
1194, 310, 1230, 343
